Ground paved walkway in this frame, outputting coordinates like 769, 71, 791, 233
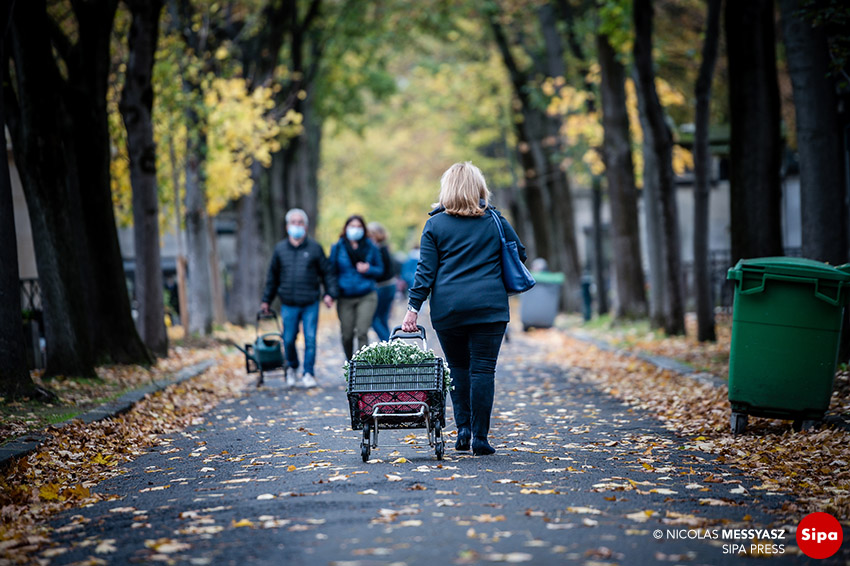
43, 306, 828, 565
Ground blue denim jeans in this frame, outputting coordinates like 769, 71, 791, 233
371, 284, 396, 341
436, 322, 507, 441
280, 301, 319, 375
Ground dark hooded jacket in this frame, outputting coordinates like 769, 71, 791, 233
408, 204, 526, 330
262, 237, 338, 306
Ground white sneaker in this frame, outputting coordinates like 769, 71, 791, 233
301, 373, 318, 388
285, 368, 297, 388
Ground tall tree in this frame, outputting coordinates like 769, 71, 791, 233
228, 0, 294, 325
6, 0, 98, 377
633, 0, 684, 336
693, 0, 722, 342
779, 0, 847, 265
725, 0, 784, 261
488, 7, 582, 310
0, 0, 40, 399
172, 0, 216, 335
63, 0, 152, 364
633, 66, 666, 330
596, 32, 647, 319
120, 0, 167, 356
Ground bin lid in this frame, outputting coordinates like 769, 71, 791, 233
729, 256, 850, 282
531, 271, 565, 285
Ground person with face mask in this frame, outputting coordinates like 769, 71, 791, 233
261, 208, 338, 388
329, 215, 384, 360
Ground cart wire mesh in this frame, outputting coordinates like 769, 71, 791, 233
347, 360, 446, 430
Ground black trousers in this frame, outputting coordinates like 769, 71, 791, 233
436, 322, 507, 441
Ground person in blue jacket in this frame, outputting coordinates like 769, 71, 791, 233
401, 161, 527, 456
329, 215, 384, 360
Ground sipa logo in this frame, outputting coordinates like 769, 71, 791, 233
796, 512, 843, 559
801, 528, 840, 543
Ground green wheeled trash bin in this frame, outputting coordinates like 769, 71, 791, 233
726, 257, 850, 434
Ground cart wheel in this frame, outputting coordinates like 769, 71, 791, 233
730, 412, 748, 435
434, 424, 444, 460
792, 419, 819, 432
361, 423, 371, 462
256, 368, 264, 387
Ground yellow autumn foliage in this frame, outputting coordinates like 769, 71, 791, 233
546, 69, 691, 187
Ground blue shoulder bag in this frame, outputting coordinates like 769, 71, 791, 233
489, 209, 535, 295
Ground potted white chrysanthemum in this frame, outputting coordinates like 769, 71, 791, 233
343, 340, 451, 393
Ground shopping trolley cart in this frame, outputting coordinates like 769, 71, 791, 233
346, 325, 446, 461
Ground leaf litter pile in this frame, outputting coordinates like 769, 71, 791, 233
540, 315, 850, 520
0, 345, 250, 564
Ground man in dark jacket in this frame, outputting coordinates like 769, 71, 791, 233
261, 208, 338, 388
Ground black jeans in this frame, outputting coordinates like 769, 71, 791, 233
436, 322, 507, 441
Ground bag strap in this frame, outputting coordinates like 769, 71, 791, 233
488, 209, 507, 243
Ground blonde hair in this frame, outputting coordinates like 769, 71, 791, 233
367, 221, 388, 243
436, 162, 490, 217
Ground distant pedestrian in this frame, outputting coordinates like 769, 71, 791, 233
400, 245, 420, 295
329, 215, 384, 360
261, 208, 337, 388
402, 161, 527, 456
367, 222, 398, 342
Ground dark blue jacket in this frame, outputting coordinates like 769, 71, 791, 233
408, 205, 527, 331
329, 238, 384, 297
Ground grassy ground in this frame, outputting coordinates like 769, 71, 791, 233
561, 311, 734, 379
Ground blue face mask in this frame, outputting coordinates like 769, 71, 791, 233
346, 226, 364, 242
287, 225, 306, 240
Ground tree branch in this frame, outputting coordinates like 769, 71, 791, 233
488, 14, 530, 108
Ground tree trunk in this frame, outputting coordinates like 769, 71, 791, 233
634, 67, 666, 330
725, 0, 784, 262
779, 0, 847, 265
489, 11, 582, 309
280, 94, 322, 236
489, 17, 553, 267
120, 0, 167, 357
67, 0, 152, 365
501, 128, 536, 258
208, 216, 227, 325
229, 172, 267, 325
538, 4, 582, 311
694, 0, 722, 343
265, 150, 285, 245
596, 33, 647, 319
184, 107, 214, 336
0, 0, 38, 398
633, 0, 685, 336
591, 177, 609, 315
6, 0, 97, 378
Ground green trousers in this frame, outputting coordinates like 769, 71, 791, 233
337, 291, 378, 359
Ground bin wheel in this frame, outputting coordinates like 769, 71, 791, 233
731, 412, 748, 435
792, 419, 819, 432
256, 368, 264, 388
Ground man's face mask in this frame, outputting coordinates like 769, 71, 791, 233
287, 225, 306, 240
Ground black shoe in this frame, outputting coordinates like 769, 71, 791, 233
455, 427, 471, 451
472, 439, 495, 456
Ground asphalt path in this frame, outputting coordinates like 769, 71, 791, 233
45, 305, 837, 566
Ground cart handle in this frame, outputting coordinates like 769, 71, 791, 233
391, 325, 427, 342
257, 309, 279, 321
